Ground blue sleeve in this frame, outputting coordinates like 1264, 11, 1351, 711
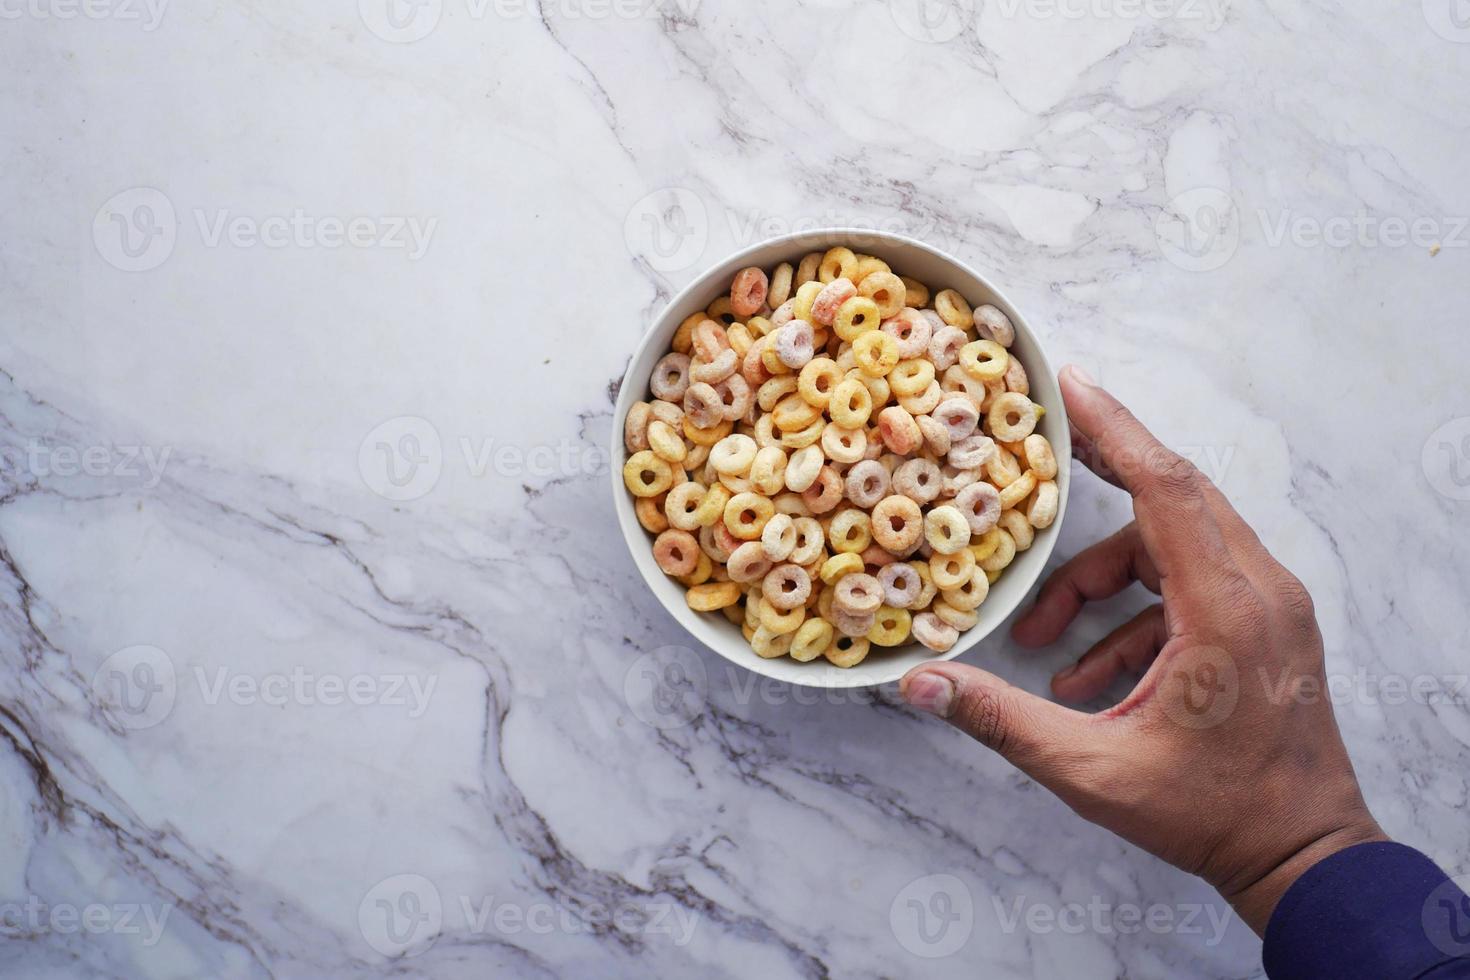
1264, 841, 1470, 979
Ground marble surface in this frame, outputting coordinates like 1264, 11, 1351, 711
2, 1, 1468, 976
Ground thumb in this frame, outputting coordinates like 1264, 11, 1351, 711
901, 662, 1098, 786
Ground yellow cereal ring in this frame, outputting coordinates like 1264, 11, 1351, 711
672, 312, 705, 355
929, 547, 976, 591
941, 568, 990, 611
772, 393, 822, 432
853, 330, 900, 377
986, 568, 1002, 584
623, 451, 673, 497
867, 606, 912, 647
969, 527, 1003, 563
857, 271, 906, 319
828, 508, 872, 554
792, 280, 824, 323
850, 254, 891, 284
797, 357, 842, 409
727, 323, 754, 358
779, 417, 825, 450
1023, 434, 1058, 480
988, 392, 1039, 443
829, 378, 874, 428
683, 415, 732, 447
833, 296, 882, 343
911, 559, 938, 609
750, 625, 794, 659
960, 340, 1009, 382
998, 507, 1034, 552
888, 358, 935, 397
1028, 479, 1059, 529
824, 634, 870, 668
998, 470, 1038, 511
819, 246, 859, 283
706, 295, 736, 325
820, 552, 864, 584
692, 483, 732, 527
678, 551, 715, 588
724, 492, 775, 540
977, 529, 1017, 572
647, 420, 687, 463
934, 288, 974, 329
757, 596, 806, 634
790, 617, 834, 662
900, 277, 930, 309
637, 495, 669, 534
795, 251, 823, 287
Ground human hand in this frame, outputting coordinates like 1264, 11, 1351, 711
900, 366, 1385, 934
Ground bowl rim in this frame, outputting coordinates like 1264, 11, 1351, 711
610, 228, 1070, 689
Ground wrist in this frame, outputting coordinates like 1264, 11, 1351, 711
1222, 818, 1389, 935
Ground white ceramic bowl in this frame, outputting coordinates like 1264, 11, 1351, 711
612, 230, 1070, 688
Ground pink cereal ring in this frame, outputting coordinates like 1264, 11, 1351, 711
880, 308, 932, 359
811, 278, 857, 326
892, 458, 942, 505
741, 335, 774, 386
844, 459, 891, 509
833, 572, 882, 615
929, 326, 968, 371
650, 353, 691, 402
693, 320, 730, 362
712, 520, 742, 556
934, 396, 979, 441
769, 299, 797, 330
955, 481, 1002, 535
801, 465, 844, 514
653, 529, 700, 576
877, 406, 923, 455
917, 414, 950, 457
948, 434, 997, 470
762, 563, 812, 611
728, 540, 775, 583
713, 374, 752, 421
683, 382, 724, 428
833, 607, 876, 639
730, 267, 770, 319
975, 304, 1016, 347
877, 562, 922, 608
775, 319, 815, 369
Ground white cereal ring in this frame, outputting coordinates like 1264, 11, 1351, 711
912, 612, 959, 653
784, 444, 825, 493
844, 459, 891, 509
877, 562, 922, 609
928, 326, 968, 371
948, 434, 998, 471
892, 458, 942, 505
923, 505, 972, 555
650, 354, 692, 402
761, 512, 796, 561
975, 304, 1016, 347
954, 481, 1002, 535
933, 396, 979, 441
710, 433, 758, 476
789, 516, 825, 565
775, 319, 816, 369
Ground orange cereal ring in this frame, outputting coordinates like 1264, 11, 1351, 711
653, 529, 699, 576
730, 266, 769, 318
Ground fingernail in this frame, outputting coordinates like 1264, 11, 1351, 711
904, 672, 956, 718
1064, 364, 1096, 387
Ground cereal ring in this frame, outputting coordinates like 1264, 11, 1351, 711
624, 451, 673, 497
1023, 434, 1058, 480
911, 560, 939, 608
1028, 479, 1059, 529
844, 459, 891, 509
665, 481, 707, 531
833, 572, 882, 615
828, 508, 872, 554
850, 254, 890, 284
750, 625, 793, 659
772, 392, 823, 432
870, 495, 923, 554
772, 491, 811, 517
729, 543, 776, 581
749, 445, 787, 495
775, 319, 816, 369
857, 271, 906, 319
801, 465, 843, 514
649, 398, 684, 429
941, 463, 981, 498
877, 406, 923, 455
797, 357, 842, 409
671, 312, 704, 355
784, 444, 825, 493
679, 551, 714, 588
928, 326, 968, 372
821, 423, 867, 465
877, 561, 922, 608
912, 612, 959, 653
998, 508, 1034, 552
975, 304, 1016, 347
713, 374, 753, 423
959, 340, 1009, 383
917, 414, 951, 457
924, 504, 972, 555
650, 354, 692, 402
954, 481, 1002, 535
942, 566, 991, 610
986, 445, 1023, 487
767, 262, 794, 309
888, 358, 935, 398
934, 396, 980, 442
900, 277, 930, 309
929, 547, 976, 590
825, 634, 871, 667
833, 607, 877, 639
683, 382, 724, 428
892, 458, 943, 505
699, 523, 733, 563
692, 349, 738, 386
637, 494, 669, 534
692, 320, 730, 362
789, 516, 825, 565
795, 251, 823, 286
761, 512, 796, 561
859, 543, 897, 573
818, 247, 858, 283
832, 295, 881, 342
769, 299, 796, 330
730, 266, 769, 318
940, 365, 987, 411
687, 581, 742, 612
820, 552, 864, 584
724, 491, 775, 540
757, 376, 799, 413
977, 529, 1016, 572
829, 378, 874, 428
988, 391, 1038, 442
934, 288, 974, 329
653, 528, 699, 576
624, 402, 652, 452
1004, 355, 1029, 395
740, 335, 774, 387
933, 600, 978, 632
691, 482, 731, 528
897, 380, 941, 416
647, 420, 687, 463
867, 606, 912, 647
998, 470, 1038, 511
757, 596, 805, 634
710, 433, 758, 476
792, 280, 824, 324
812, 278, 857, 326
881, 308, 932, 360
763, 563, 812, 611
948, 434, 997, 471
790, 617, 833, 662
853, 330, 900, 377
